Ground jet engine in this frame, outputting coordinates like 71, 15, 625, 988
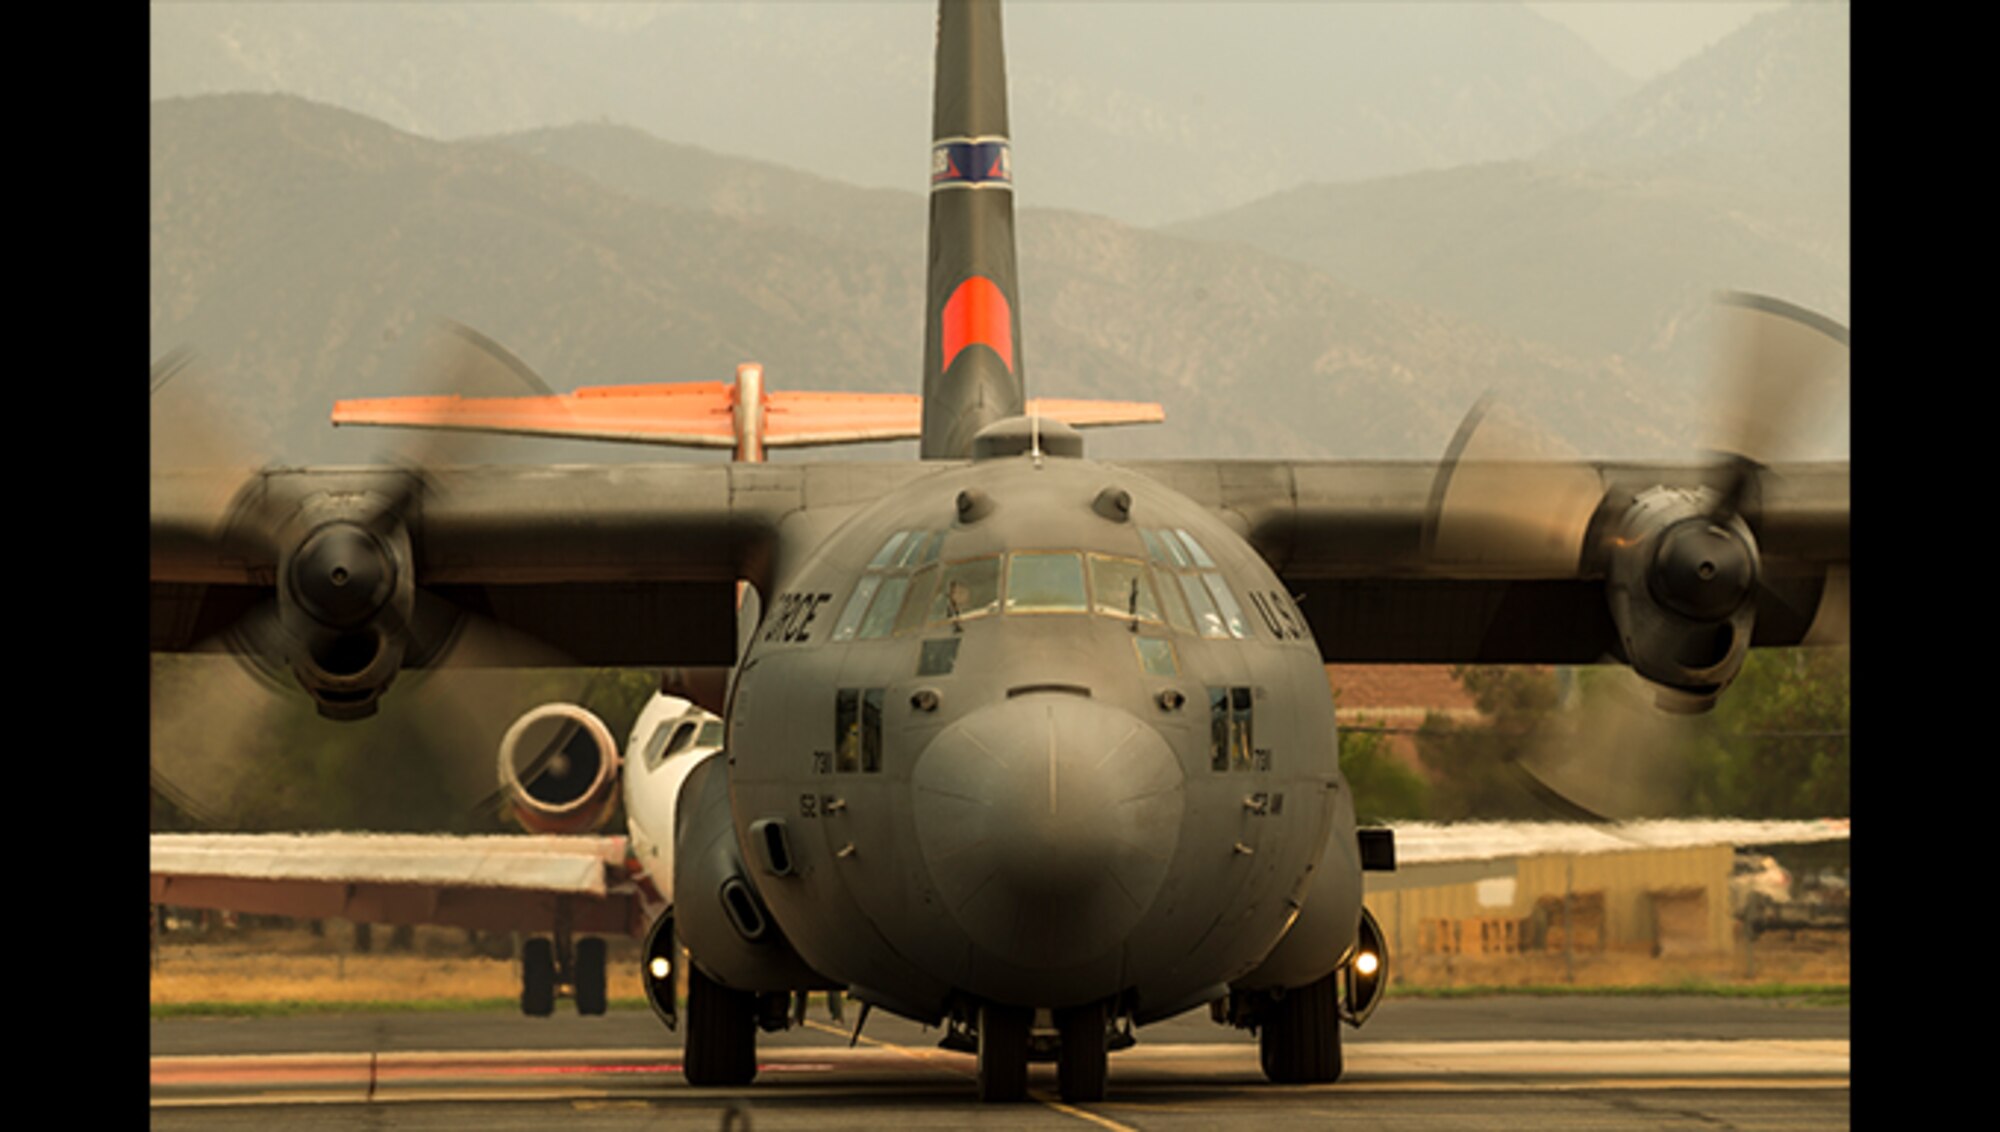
497, 703, 622, 834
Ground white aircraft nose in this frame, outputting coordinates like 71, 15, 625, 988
912, 692, 1185, 970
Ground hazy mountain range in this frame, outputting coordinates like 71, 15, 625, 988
1169, 3, 1849, 390
150, 1, 1638, 227
149, 2, 1848, 468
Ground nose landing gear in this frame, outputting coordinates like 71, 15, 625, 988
964, 999, 1115, 1103
1055, 1000, 1108, 1102
976, 1002, 1031, 1102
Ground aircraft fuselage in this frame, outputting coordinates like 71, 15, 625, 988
724, 442, 1360, 1022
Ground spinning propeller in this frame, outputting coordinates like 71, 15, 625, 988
150, 323, 579, 829
1424, 291, 1849, 820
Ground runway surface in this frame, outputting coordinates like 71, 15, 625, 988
152, 996, 1849, 1130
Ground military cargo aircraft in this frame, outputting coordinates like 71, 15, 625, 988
148, 0, 1849, 1104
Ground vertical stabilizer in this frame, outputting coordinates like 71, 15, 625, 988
922, 0, 1026, 459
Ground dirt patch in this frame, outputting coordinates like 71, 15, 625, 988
1395, 930, 1850, 990
151, 920, 1846, 1007
149, 922, 645, 1007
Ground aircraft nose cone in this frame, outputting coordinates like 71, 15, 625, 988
912, 693, 1185, 969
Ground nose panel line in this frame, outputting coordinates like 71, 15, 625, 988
1047, 705, 1058, 814
1088, 719, 1143, 776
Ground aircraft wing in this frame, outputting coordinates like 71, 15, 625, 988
1124, 458, 1848, 664
151, 449, 1843, 728
148, 832, 649, 936
150, 461, 935, 675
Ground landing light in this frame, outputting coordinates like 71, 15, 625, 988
1355, 951, 1380, 977
650, 956, 672, 980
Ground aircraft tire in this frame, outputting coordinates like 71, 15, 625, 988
1258, 971, 1342, 1084
1056, 1001, 1108, 1103
976, 1002, 1031, 1103
521, 937, 556, 1017
685, 964, 758, 1086
574, 937, 607, 1016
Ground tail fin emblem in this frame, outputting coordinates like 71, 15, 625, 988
931, 137, 1012, 190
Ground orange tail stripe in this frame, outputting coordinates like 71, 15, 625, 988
941, 275, 1013, 374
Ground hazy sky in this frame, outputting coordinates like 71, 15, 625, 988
1526, 1, 1789, 78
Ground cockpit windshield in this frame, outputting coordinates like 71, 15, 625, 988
827, 529, 1254, 640
1006, 552, 1087, 613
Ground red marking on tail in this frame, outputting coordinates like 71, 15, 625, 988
941, 276, 1013, 374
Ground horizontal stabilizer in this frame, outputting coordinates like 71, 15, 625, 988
333, 382, 740, 448
1027, 397, 1166, 429
334, 380, 1163, 451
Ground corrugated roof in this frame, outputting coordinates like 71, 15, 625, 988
1328, 664, 1480, 714
1388, 819, 1851, 864
148, 833, 630, 896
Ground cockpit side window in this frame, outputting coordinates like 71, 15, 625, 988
831, 575, 884, 642
895, 529, 942, 569
1203, 574, 1252, 639
1144, 526, 1253, 640
834, 688, 884, 773
641, 721, 677, 770
835, 530, 952, 641
665, 720, 699, 757
868, 531, 912, 569
1179, 572, 1229, 638
1174, 528, 1218, 569
894, 564, 940, 636
1146, 526, 1188, 568
857, 575, 911, 640
1208, 685, 1257, 771
641, 717, 709, 771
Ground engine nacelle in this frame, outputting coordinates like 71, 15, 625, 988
1603, 486, 1761, 712
270, 492, 421, 720
497, 703, 622, 833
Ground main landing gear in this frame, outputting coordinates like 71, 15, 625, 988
518, 932, 608, 1017
685, 963, 759, 1086
1257, 970, 1342, 1084
1224, 909, 1390, 1085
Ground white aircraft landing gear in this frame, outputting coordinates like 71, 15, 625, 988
521, 937, 556, 1016
574, 937, 607, 1015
